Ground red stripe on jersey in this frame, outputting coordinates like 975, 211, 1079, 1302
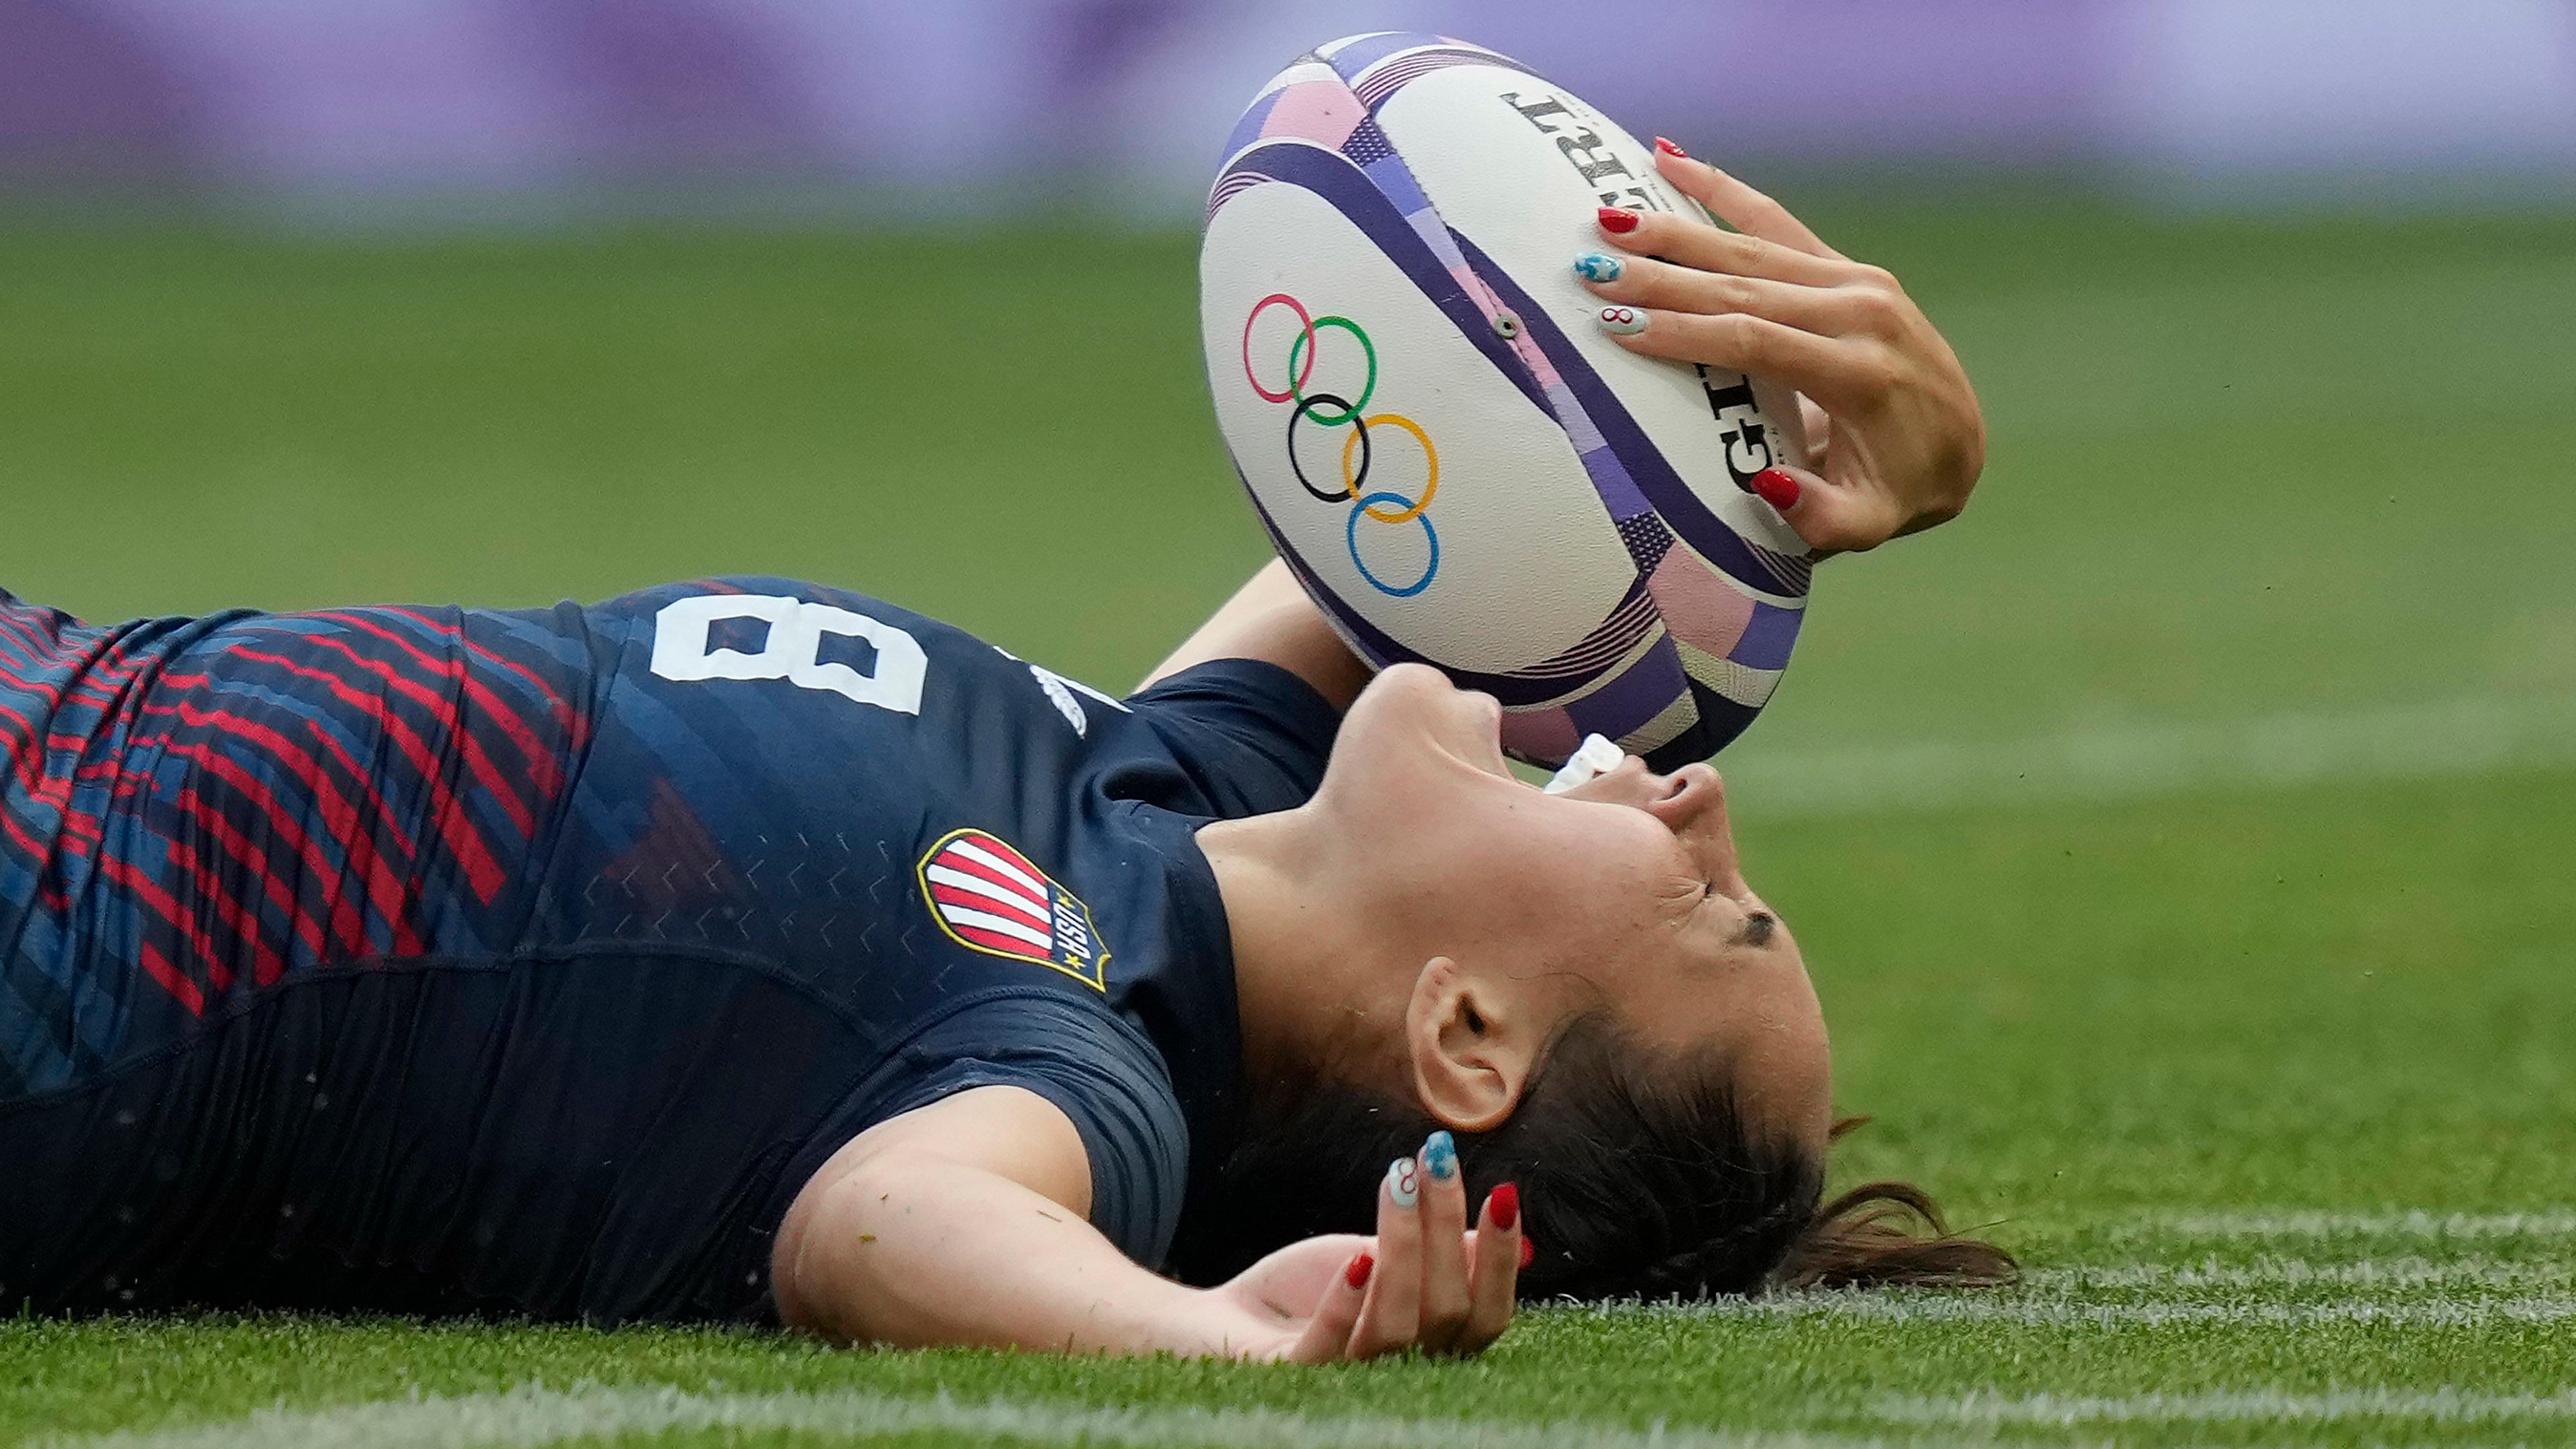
323, 611, 564, 792
9, 649, 150, 813
937, 844, 1049, 908
965, 832, 1048, 888
25, 649, 172, 867
219, 647, 508, 904
0, 606, 50, 654
311, 614, 550, 827
297, 629, 533, 839
100, 851, 236, 996
950, 922, 1049, 959
292, 706, 423, 857
160, 737, 364, 959
1, 798, 51, 861
0, 682, 80, 809
152, 698, 418, 957
176, 788, 325, 973
0, 696, 42, 764
211, 649, 452, 919
930, 879, 1049, 928
384, 606, 588, 751
216, 655, 423, 858
136, 940, 205, 1017
164, 834, 286, 987
0, 655, 72, 715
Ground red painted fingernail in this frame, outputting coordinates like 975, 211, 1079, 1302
1596, 206, 1641, 234
1654, 136, 1688, 158
1346, 1251, 1375, 1290
1518, 1236, 1537, 1270
1750, 468, 1802, 511
1489, 1182, 1519, 1231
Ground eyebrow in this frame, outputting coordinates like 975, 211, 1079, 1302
1728, 910, 1778, 949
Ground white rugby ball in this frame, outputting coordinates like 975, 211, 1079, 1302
1199, 33, 1814, 770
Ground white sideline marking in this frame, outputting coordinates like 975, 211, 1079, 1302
46, 1383, 1880, 1449
1726, 691, 2576, 816
2030, 1256, 2571, 1291
1666, 1293, 2576, 1326
2136, 1210, 2576, 1240
1878, 1388, 2576, 1427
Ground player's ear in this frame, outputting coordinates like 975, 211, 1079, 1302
1402, 955, 1536, 1134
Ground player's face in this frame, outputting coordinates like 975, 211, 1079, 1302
1320, 664, 1831, 1154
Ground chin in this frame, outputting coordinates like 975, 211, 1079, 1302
1325, 665, 1511, 802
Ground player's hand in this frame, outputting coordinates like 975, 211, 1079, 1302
1205, 1133, 1525, 1360
1576, 140, 1985, 555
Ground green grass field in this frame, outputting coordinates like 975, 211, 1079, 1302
4, 198, 2574, 1446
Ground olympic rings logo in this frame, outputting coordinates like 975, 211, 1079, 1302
1241, 293, 1441, 597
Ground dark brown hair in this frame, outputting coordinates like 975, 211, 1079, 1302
1775, 1118, 2018, 1291
1168, 1014, 2016, 1296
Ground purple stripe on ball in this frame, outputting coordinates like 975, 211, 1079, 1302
1565, 636, 1690, 743
1220, 90, 1286, 164
1731, 601, 1804, 671
1575, 443, 1654, 520
1320, 32, 1451, 81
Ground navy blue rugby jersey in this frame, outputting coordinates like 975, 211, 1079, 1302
0, 578, 1337, 1324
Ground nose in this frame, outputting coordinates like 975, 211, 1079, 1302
1649, 763, 1748, 895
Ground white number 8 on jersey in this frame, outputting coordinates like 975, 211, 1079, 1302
650, 594, 927, 714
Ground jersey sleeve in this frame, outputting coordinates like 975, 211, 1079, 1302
876, 991, 1192, 1267
1123, 659, 1341, 819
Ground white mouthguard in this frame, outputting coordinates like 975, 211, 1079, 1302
1541, 733, 1627, 794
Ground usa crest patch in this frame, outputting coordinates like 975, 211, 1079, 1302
917, 827, 1110, 990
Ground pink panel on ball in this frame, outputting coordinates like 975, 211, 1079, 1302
1500, 704, 1582, 765
1648, 547, 1755, 659
1259, 81, 1365, 149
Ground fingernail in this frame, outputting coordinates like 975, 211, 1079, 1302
1596, 305, 1647, 336
1346, 1251, 1375, 1290
1654, 136, 1688, 158
1489, 1181, 1519, 1231
1571, 251, 1624, 283
1518, 1236, 1537, 1270
1749, 467, 1801, 511
1596, 206, 1641, 234
1386, 1157, 1420, 1209
1421, 1130, 1459, 1181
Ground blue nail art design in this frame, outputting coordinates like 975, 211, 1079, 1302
1386, 1157, 1421, 1208
1572, 252, 1625, 282
1422, 1130, 1459, 1181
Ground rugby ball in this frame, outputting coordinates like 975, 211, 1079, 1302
1199, 34, 1814, 770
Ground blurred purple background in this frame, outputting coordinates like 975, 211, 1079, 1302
5, 0, 2573, 221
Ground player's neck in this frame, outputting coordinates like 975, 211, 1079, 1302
1196, 809, 1407, 1097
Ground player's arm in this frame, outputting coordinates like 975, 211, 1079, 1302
772, 1085, 1519, 1359
1139, 557, 1370, 710
774, 1085, 1218, 1354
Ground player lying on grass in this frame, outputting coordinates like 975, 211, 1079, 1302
1, 152, 2005, 1358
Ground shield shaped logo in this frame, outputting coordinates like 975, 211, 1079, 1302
916, 827, 1109, 990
